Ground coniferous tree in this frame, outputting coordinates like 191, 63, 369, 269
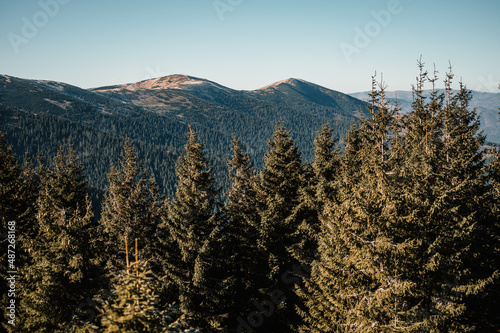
311, 124, 341, 209
1, 133, 39, 332
297, 76, 418, 331
257, 122, 305, 276
219, 136, 267, 329
438, 74, 499, 331
287, 124, 340, 331
100, 243, 200, 333
161, 127, 222, 329
395, 65, 498, 331
0, 132, 28, 331
488, 149, 500, 320
490, 148, 500, 220
292, 124, 342, 262
0, 131, 23, 227
254, 122, 305, 331
100, 139, 163, 278
19, 142, 100, 332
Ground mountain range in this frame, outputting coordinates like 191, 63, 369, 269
0, 74, 368, 199
0, 73, 498, 200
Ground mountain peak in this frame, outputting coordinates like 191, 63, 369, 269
98, 74, 212, 91
257, 78, 307, 90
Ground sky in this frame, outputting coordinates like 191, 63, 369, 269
1, 0, 499, 93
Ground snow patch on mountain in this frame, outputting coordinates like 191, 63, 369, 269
0, 75, 12, 83
43, 98, 72, 110
37, 80, 66, 92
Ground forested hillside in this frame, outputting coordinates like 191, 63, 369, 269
1, 66, 499, 332
0, 74, 367, 205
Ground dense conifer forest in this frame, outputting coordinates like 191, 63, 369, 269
1, 66, 499, 332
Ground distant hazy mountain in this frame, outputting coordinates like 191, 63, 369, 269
349, 90, 500, 143
0, 74, 368, 198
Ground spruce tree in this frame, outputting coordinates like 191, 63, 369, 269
219, 136, 267, 329
18, 142, 100, 332
161, 127, 221, 329
437, 75, 499, 331
311, 124, 341, 209
395, 65, 498, 331
100, 139, 163, 278
0, 131, 22, 227
1, 133, 39, 332
287, 124, 340, 332
0, 133, 38, 254
488, 149, 500, 322
255, 122, 305, 331
297, 76, 418, 331
0, 132, 29, 332
100, 242, 200, 333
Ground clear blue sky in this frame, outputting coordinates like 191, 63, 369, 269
1, 0, 499, 93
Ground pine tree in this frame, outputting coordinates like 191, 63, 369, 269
18, 142, 100, 332
161, 127, 221, 329
100, 139, 164, 278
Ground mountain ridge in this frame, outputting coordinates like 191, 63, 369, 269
1, 73, 498, 144
0, 73, 368, 197
1, 73, 498, 201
